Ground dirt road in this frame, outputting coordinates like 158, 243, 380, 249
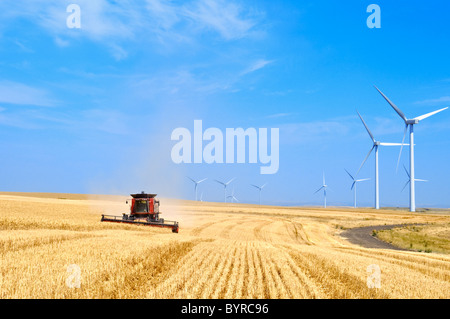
340, 224, 422, 251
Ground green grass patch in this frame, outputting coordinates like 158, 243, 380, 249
375, 224, 450, 254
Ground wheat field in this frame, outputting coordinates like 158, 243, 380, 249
0, 192, 449, 299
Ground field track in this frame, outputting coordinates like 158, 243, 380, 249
340, 224, 425, 251
0, 192, 449, 299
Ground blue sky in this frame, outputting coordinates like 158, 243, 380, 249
0, 0, 449, 207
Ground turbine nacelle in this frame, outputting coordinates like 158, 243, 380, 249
406, 119, 420, 125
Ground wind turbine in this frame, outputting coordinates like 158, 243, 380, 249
187, 177, 207, 201
402, 165, 427, 192
345, 169, 370, 208
374, 86, 448, 212
251, 183, 267, 205
314, 172, 329, 208
227, 188, 239, 203
356, 110, 406, 209
214, 178, 236, 202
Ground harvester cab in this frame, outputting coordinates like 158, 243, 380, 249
101, 192, 179, 233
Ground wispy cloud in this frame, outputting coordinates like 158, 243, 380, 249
13, 40, 34, 53
241, 59, 274, 75
183, 0, 258, 40
0, 111, 43, 129
129, 68, 235, 102
0, 81, 57, 107
415, 96, 450, 106
0, 106, 131, 134
0, 0, 264, 59
265, 112, 295, 119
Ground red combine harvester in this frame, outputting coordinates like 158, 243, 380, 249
101, 192, 179, 233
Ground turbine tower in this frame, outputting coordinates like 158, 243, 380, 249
187, 177, 207, 201
214, 178, 236, 203
356, 110, 405, 210
375, 86, 448, 212
251, 183, 267, 205
345, 169, 370, 208
314, 172, 329, 208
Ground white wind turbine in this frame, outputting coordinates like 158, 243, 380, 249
251, 183, 267, 205
314, 172, 329, 208
227, 188, 239, 203
374, 86, 448, 212
187, 177, 207, 201
356, 110, 406, 209
214, 178, 236, 203
345, 169, 370, 208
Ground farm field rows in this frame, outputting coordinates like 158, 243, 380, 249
0, 192, 449, 299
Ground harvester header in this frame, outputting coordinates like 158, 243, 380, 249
101, 191, 179, 233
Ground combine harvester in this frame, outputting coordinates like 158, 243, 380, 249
101, 192, 179, 233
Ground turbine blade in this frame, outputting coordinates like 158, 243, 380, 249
197, 178, 208, 184
396, 124, 408, 172
251, 184, 260, 190
261, 183, 267, 189
356, 178, 371, 182
401, 180, 410, 192
356, 146, 375, 177
214, 180, 226, 186
415, 179, 428, 182
357, 110, 375, 142
344, 169, 354, 181
379, 142, 409, 146
413, 107, 448, 122
351, 181, 355, 190
374, 86, 408, 122
187, 176, 196, 183
314, 186, 324, 194
403, 164, 410, 179
226, 177, 236, 185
